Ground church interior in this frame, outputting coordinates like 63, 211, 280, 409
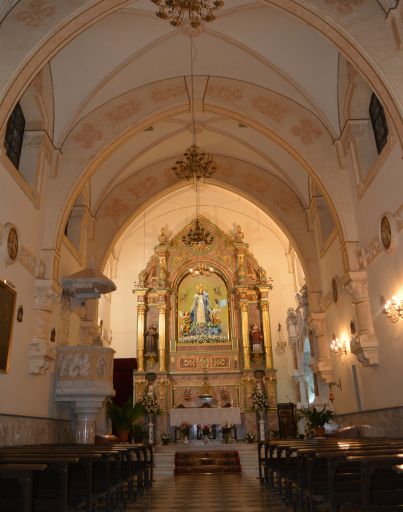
0, 0, 403, 510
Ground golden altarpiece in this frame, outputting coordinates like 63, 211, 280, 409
133, 218, 278, 437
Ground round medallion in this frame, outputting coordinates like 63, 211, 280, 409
331, 278, 338, 303
7, 227, 19, 261
380, 215, 392, 250
1, 223, 19, 264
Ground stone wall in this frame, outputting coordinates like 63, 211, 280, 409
0, 414, 73, 446
335, 406, 403, 437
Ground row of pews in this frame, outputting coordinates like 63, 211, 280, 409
258, 437, 403, 511
0, 442, 153, 511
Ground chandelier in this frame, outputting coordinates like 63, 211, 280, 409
151, 0, 224, 28
182, 216, 213, 249
383, 295, 403, 323
172, 144, 216, 180
330, 334, 347, 357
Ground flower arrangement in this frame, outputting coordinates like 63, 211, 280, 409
251, 386, 270, 412
298, 405, 334, 429
179, 422, 192, 436
142, 391, 160, 415
220, 421, 233, 443
160, 433, 170, 444
200, 424, 211, 436
244, 431, 256, 443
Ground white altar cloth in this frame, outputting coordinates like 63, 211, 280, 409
170, 407, 241, 426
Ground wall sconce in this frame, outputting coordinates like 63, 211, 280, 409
382, 295, 403, 323
275, 323, 287, 355
330, 334, 347, 357
16, 305, 23, 322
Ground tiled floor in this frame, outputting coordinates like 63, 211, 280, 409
127, 475, 288, 511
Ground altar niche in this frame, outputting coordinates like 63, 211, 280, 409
132, 219, 279, 439
177, 272, 229, 344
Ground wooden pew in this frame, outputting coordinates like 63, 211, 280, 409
0, 443, 152, 511
0, 463, 47, 512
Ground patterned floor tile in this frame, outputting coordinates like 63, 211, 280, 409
126, 475, 288, 511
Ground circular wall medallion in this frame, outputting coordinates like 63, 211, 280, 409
1, 223, 19, 264
380, 215, 392, 250
7, 227, 19, 261
331, 277, 338, 303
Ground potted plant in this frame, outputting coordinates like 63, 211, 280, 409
106, 399, 145, 442
220, 422, 233, 443
244, 431, 256, 443
299, 404, 334, 437
200, 424, 211, 444
160, 433, 170, 445
179, 421, 191, 443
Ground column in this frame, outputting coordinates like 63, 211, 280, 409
158, 304, 166, 372
137, 303, 146, 373
240, 302, 250, 370
261, 302, 273, 369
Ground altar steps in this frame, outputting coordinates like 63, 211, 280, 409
154, 442, 258, 477
174, 450, 241, 474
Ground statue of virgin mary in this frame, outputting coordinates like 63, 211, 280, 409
190, 285, 211, 333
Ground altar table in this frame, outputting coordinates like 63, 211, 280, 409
169, 407, 241, 426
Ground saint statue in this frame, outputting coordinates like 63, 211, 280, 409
249, 322, 263, 352
190, 285, 211, 333
145, 324, 158, 353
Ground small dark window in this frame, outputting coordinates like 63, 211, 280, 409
369, 93, 388, 154
4, 102, 25, 169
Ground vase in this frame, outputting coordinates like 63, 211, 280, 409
183, 435, 189, 444
117, 430, 129, 442
314, 426, 326, 437
203, 435, 209, 445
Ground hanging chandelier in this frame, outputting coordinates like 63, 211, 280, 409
151, 0, 224, 29
182, 217, 213, 249
172, 144, 217, 180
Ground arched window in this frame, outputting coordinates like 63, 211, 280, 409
369, 93, 388, 154
4, 102, 25, 169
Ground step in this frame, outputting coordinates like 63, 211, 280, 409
175, 465, 241, 474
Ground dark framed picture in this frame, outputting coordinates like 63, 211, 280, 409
0, 280, 16, 372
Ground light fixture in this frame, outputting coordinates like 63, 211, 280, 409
275, 323, 287, 355
189, 263, 214, 275
151, 0, 224, 28
172, 35, 217, 181
330, 334, 347, 357
382, 295, 403, 323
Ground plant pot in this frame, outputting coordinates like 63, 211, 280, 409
117, 430, 129, 442
162, 439, 169, 445
314, 426, 325, 437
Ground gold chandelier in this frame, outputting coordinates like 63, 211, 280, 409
151, 0, 224, 28
172, 144, 216, 180
182, 216, 213, 250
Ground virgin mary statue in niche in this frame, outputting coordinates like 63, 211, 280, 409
178, 273, 228, 343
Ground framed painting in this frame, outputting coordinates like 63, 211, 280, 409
177, 272, 229, 343
0, 280, 16, 372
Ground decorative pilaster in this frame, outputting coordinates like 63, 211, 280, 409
307, 312, 333, 384
137, 303, 146, 373
158, 303, 167, 372
261, 303, 273, 368
240, 301, 250, 370
28, 280, 60, 375
343, 271, 379, 366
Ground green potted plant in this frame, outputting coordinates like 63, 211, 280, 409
160, 433, 170, 445
299, 404, 334, 437
106, 399, 145, 442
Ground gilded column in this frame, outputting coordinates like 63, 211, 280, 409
240, 302, 250, 370
137, 303, 146, 373
261, 302, 273, 369
158, 304, 167, 372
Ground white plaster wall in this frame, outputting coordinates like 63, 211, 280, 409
0, 162, 57, 417
105, 184, 300, 404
